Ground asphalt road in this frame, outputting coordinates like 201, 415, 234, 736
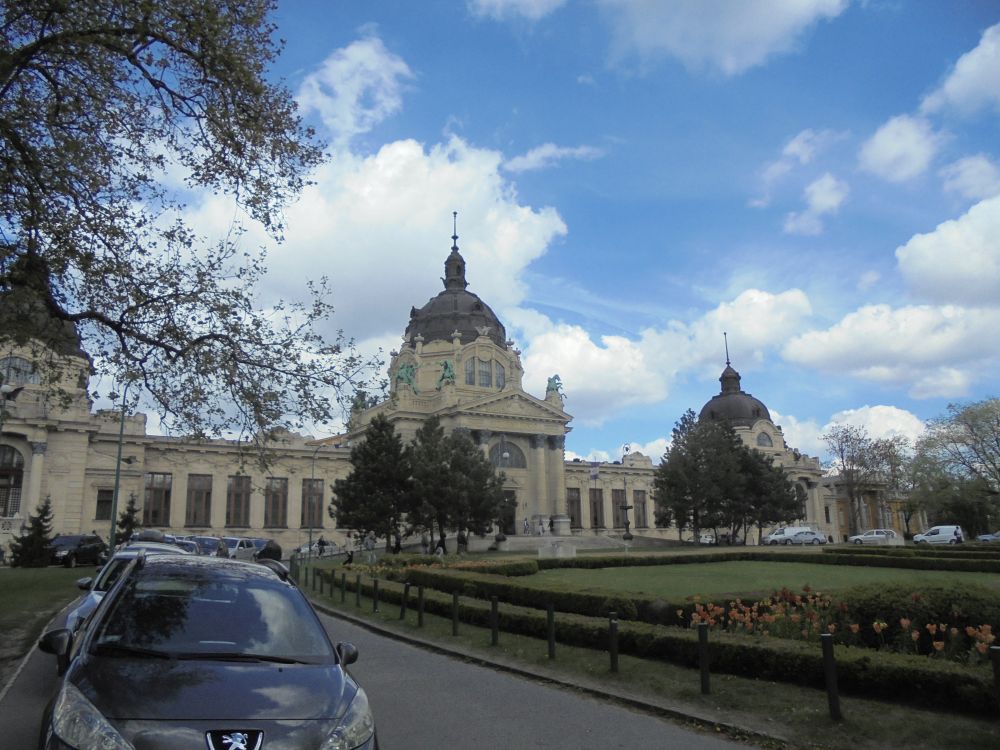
0, 604, 745, 750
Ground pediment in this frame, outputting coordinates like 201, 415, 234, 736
452, 390, 571, 424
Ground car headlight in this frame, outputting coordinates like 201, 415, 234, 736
321, 687, 375, 750
55, 550, 67, 557
50, 682, 134, 750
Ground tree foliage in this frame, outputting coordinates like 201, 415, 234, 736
116, 492, 141, 544
9, 494, 53, 566
407, 417, 504, 552
330, 414, 412, 552
919, 398, 1000, 492
821, 424, 909, 535
0, 1, 379, 443
654, 410, 800, 542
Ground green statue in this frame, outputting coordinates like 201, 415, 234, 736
546, 374, 563, 395
436, 359, 456, 390
396, 362, 418, 393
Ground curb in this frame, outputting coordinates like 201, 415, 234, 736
311, 597, 789, 748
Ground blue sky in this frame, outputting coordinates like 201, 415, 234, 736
187, 1, 1000, 463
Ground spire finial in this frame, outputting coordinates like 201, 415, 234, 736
451, 211, 458, 251
724, 331, 730, 366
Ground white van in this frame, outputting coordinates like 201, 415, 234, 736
913, 525, 966, 545
762, 526, 813, 545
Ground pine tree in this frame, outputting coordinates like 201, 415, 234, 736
10, 495, 54, 567
116, 493, 141, 545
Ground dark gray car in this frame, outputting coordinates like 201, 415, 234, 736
38, 554, 377, 750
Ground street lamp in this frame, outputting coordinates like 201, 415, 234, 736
621, 444, 633, 541
108, 380, 134, 549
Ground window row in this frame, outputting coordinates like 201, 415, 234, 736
464, 357, 505, 389
111, 473, 328, 529
565, 487, 649, 529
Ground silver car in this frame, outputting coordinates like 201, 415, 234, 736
789, 530, 827, 545
847, 528, 897, 545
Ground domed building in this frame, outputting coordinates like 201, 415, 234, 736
700, 356, 848, 542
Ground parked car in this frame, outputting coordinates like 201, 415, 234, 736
47, 534, 106, 568
976, 530, 1000, 542
762, 526, 813, 545
847, 528, 897, 545
65, 542, 188, 633
254, 539, 284, 562
191, 535, 230, 557
169, 538, 203, 555
38, 555, 378, 750
913, 525, 966, 544
222, 535, 257, 561
789, 530, 827, 545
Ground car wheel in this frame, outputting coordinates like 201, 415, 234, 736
949, 539, 957, 544
811, 539, 820, 545
853, 539, 862, 545
66, 554, 77, 568
783, 539, 791, 545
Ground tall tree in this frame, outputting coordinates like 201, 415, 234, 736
116, 492, 141, 543
9, 494, 53, 567
330, 414, 412, 553
407, 416, 452, 550
0, 2, 378, 443
821, 424, 899, 535
741, 449, 804, 542
920, 398, 1000, 491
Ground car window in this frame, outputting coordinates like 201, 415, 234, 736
93, 570, 334, 660
93, 559, 131, 592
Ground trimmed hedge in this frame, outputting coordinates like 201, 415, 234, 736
308, 569, 998, 717
824, 546, 1000, 561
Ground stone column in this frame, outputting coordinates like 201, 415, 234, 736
549, 435, 571, 535
477, 430, 493, 461
25, 441, 46, 518
170, 471, 188, 532
530, 434, 547, 526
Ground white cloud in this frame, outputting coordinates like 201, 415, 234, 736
895, 194, 1000, 305
504, 143, 605, 173
857, 270, 880, 291
783, 172, 849, 235
468, 0, 568, 20
822, 405, 926, 446
508, 287, 812, 426
296, 37, 414, 146
597, 0, 847, 76
783, 304, 1000, 398
939, 154, 1000, 201
770, 409, 824, 457
921, 23, 1000, 117
751, 128, 845, 207
858, 115, 943, 183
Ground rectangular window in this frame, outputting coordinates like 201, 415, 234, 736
185, 474, 212, 527
226, 475, 251, 528
301, 478, 324, 529
566, 487, 582, 529
612, 488, 627, 528
478, 358, 492, 387
634, 490, 647, 528
495, 362, 505, 389
824, 505, 831, 524
143, 473, 172, 527
264, 477, 288, 528
589, 488, 604, 529
95, 489, 113, 521
465, 358, 476, 386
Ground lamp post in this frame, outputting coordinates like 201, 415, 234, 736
621, 444, 633, 541
307, 443, 323, 561
108, 381, 132, 550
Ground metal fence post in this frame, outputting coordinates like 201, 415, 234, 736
990, 646, 1000, 713
417, 585, 425, 627
609, 612, 619, 673
490, 596, 499, 646
340, 572, 346, 603
698, 622, 710, 694
547, 602, 556, 660
400, 582, 410, 620
372, 578, 380, 613
821, 633, 843, 720
355, 574, 361, 608
452, 591, 460, 636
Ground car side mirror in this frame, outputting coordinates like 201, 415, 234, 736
38, 628, 72, 675
336, 641, 359, 666
76, 577, 93, 591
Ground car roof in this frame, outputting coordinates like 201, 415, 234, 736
135, 553, 289, 583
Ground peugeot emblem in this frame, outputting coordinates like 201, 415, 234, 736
205, 729, 263, 750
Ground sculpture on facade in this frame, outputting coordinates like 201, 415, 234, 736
436, 360, 456, 390
546, 374, 564, 395
396, 362, 418, 393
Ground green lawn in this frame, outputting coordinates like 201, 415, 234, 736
0, 566, 90, 688
532, 560, 1000, 599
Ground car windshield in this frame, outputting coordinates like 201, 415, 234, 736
92, 563, 334, 662
92, 558, 131, 592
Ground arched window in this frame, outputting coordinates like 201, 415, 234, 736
489, 441, 527, 468
478, 358, 492, 387
495, 362, 505, 389
464, 358, 475, 386
756, 432, 773, 448
0, 356, 39, 386
0, 445, 25, 518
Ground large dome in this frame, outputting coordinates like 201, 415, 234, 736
698, 363, 772, 428
404, 242, 507, 349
